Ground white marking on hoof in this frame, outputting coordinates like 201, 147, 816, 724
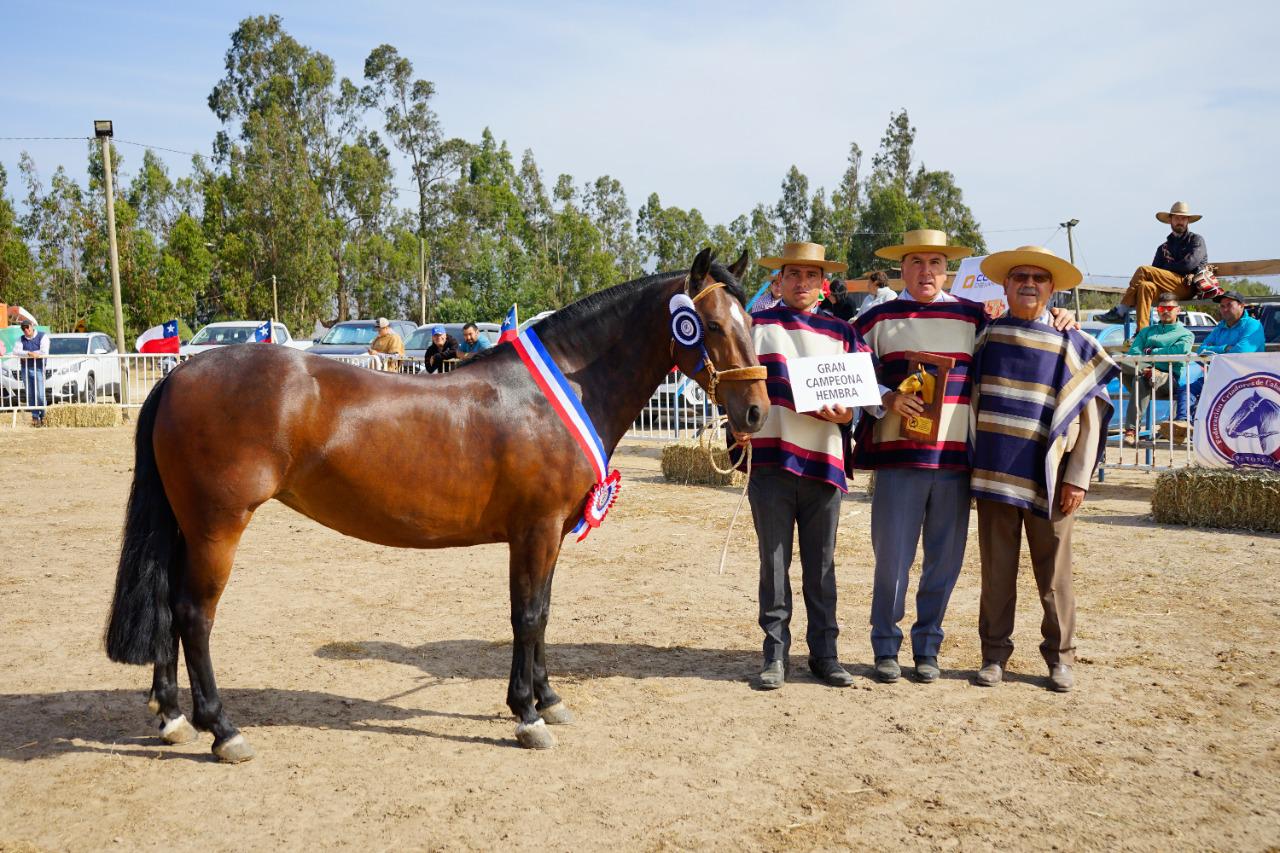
539, 702, 574, 725
146, 692, 160, 716
212, 733, 255, 763
515, 717, 556, 750
160, 714, 199, 745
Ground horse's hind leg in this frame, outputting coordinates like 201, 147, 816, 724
507, 522, 566, 748
148, 626, 198, 744
174, 528, 255, 763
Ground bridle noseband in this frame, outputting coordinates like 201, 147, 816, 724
672, 277, 767, 404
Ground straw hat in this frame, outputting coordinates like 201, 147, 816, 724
757, 241, 847, 273
1155, 201, 1201, 224
980, 245, 1083, 292
874, 229, 972, 262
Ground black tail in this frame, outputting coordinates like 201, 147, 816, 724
105, 377, 179, 666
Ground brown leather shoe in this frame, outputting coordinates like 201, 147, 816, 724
1049, 664, 1074, 693
974, 660, 1003, 687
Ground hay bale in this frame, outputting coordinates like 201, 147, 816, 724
1151, 466, 1280, 533
42, 404, 122, 428
660, 442, 745, 487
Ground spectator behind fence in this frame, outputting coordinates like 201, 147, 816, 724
458, 322, 491, 360
1187, 291, 1266, 417
424, 325, 458, 373
367, 317, 404, 372
855, 270, 895, 317
820, 279, 857, 321
16, 319, 50, 426
1096, 201, 1210, 331
1120, 291, 1193, 445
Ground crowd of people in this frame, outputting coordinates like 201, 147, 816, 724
733, 229, 1127, 694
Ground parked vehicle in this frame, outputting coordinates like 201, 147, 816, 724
1249, 302, 1280, 352
180, 321, 307, 357
1, 332, 123, 404
1079, 308, 1216, 326
306, 319, 418, 363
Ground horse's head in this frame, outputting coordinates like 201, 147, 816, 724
1227, 392, 1280, 439
671, 248, 770, 435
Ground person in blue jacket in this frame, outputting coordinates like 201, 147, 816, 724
1188, 291, 1267, 416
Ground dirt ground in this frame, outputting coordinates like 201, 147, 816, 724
1, 425, 1277, 852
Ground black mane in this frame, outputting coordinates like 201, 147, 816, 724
456, 262, 746, 369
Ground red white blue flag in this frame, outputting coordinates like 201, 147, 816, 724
135, 319, 180, 354
498, 304, 519, 344
253, 321, 274, 343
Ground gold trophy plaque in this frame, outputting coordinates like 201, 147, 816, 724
897, 351, 957, 443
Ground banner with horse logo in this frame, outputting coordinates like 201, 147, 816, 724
1193, 353, 1280, 470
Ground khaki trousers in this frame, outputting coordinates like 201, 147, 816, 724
1121, 266, 1194, 330
976, 499, 1076, 667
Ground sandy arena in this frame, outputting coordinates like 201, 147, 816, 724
1, 425, 1277, 851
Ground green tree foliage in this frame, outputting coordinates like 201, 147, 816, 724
1, 21, 1002, 338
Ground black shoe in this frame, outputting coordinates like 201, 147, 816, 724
808, 656, 855, 687
974, 660, 1004, 687
873, 656, 901, 683
1094, 306, 1130, 324
757, 659, 786, 691
913, 656, 940, 683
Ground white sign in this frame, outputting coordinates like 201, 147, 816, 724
788, 352, 882, 413
952, 255, 1008, 312
1193, 353, 1280, 470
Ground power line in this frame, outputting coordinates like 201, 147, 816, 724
0, 136, 92, 142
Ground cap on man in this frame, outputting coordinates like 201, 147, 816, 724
969, 246, 1118, 693
1096, 201, 1209, 330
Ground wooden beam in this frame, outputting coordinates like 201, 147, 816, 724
1213, 260, 1280, 277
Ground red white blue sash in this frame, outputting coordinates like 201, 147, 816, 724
512, 327, 620, 540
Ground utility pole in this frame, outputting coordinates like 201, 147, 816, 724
271, 274, 279, 323
1061, 218, 1080, 314
95, 121, 126, 356
419, 236, 427, 325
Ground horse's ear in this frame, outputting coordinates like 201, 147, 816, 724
727, 249, 749, 281
690, 247, 714, 286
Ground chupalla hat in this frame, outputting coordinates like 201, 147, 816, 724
1155, 201, 1201, 224
757, 242, 847, 274
874, 229, 972, 262
980, 245, 1083, 292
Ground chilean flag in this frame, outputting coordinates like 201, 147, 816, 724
135, 319, 180, 354
252, 320, 274, 343
498, 304, 519, 344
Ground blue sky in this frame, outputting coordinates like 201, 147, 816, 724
2, 0, 1277, 282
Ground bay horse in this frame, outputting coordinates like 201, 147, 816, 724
105, 248, 768, 760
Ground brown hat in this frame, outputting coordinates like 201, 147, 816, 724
757, 241, 847, 274
980, 245, 1083, 292
874, 229, 972, 262
1156, 201, 1201, 224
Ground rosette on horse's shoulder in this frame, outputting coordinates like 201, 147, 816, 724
669, 293, 704, 348
578, 469, 622, 541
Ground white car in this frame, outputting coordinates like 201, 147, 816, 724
1, 332, 122, 404
180, 321, 309, 357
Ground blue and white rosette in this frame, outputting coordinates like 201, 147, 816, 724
669, 293, 704, 347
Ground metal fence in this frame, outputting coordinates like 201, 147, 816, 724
2, 349, 1215, 477
1099, 352, 1212, 475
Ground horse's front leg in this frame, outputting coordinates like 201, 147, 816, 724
507, 521, 564, 749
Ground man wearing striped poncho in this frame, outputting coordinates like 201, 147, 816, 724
970, 246, 1118, 693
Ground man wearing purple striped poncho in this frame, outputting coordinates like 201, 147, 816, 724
969, 246, 1119, 693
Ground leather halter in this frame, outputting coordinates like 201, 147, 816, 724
674, 277, 767, 404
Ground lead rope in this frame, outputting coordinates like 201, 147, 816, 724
701, 419, 752, 575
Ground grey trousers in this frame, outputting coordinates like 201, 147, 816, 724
748, 466, 841, 663
869, 467, 970, 659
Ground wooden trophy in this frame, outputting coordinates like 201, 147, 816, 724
897, 351, 957, 443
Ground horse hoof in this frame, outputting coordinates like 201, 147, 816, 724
515, 718, 557, 750
146, 691, 161, 716
539, 702, 574, 725
212, 734, 255, 763
160, 714, 199, 745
